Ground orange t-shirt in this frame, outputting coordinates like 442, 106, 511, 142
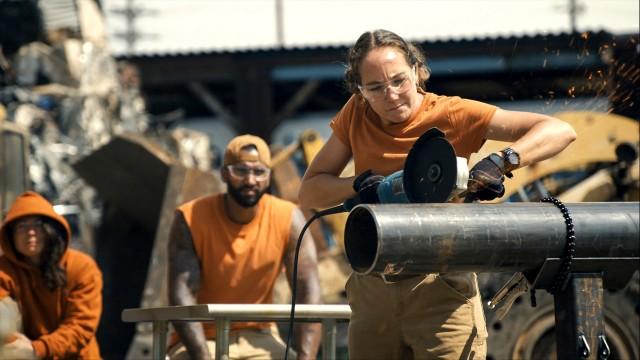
177, 193, 296, 339
330, 92, 497, 176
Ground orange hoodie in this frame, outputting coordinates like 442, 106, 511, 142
0, 191, 102, 359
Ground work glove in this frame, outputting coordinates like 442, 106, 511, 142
465, 156, 509, 201
353, 169, 385, 204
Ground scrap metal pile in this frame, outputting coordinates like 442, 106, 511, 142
1, 3, 222, 357
0, 8, 215, 254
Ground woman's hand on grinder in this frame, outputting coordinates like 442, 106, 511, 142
353, 170, 385, 204
465, 155, 508, 201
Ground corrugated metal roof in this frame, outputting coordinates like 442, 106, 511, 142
39, 0, 80, 32
103, 0, 638, 57
118, 30, 623, 59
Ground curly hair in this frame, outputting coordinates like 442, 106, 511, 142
344, 29, 431, 95
9, 217, 67, 291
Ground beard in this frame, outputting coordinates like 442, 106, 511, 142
226, 184, 267, 208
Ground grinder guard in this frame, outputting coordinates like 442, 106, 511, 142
403, 128, 465, 203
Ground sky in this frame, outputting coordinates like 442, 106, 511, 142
102, 0, 639, 55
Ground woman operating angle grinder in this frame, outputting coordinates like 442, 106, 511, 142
298, 29, 576, 360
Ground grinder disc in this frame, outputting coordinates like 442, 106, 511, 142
403, 128, 458, 203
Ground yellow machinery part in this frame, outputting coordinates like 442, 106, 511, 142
469, 111, 640, 202
299, 129, 354, 251
270, 142, 329, 255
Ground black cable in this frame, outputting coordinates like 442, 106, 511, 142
284, 203, 348, 360
529, 196, 576, 308
541, 196, 576, 294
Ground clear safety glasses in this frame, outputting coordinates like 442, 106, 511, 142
357, 66, 415, 101
227, 165, 271, 181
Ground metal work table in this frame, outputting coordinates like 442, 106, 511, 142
122, 304, 352, 360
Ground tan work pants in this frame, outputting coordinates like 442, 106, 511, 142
346, 272, 487, 360
168, 325, 292, 360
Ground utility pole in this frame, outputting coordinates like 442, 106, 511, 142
565, 0, 586, 33
275, 0, 284, 47
110, 0, 157, 55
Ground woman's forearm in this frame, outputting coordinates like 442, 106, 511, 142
510, 117, 577, 168
299, 173, 356, 210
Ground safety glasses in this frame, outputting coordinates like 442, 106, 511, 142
358, 66, 415, 101
226, 165, 270, 181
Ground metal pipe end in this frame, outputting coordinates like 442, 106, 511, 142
344, 205, 378, 274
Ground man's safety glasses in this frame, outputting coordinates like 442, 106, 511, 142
227, 165, 270, 181
358, 66, 415, 101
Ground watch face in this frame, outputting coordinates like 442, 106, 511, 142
503, 148, 520, 168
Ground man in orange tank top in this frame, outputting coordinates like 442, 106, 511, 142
167, 134, 322, 360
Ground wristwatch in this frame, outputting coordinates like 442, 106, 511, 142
500, 147, 521, 173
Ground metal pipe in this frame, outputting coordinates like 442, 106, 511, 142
152, 320, 167, 360
344, 202, 639, 275
122, 304, 351, 359
122, 304, 351, 322
216, 317, 230, 360
322, 319, 337, 360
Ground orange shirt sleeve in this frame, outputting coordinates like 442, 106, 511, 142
330, 95, 359, 148
447, 97, 497, 156
31, 251, 103, 358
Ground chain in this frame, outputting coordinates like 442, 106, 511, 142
541, 196, 576, 294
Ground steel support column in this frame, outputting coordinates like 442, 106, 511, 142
554, 273, 608, 360
321, 319, 337, 360
216, 317, 231, 360
151, 320, 167, 360
235, 63, 274, 141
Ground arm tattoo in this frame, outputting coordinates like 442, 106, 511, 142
169, 211, 200, 297
167, 211, 210, 359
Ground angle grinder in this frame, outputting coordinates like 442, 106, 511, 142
346, 127, 469, 208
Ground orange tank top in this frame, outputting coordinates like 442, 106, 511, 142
177, 193, 296, 339
330, 92, 497, 176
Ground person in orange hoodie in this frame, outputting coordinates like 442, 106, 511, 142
0, 191, 103, 359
